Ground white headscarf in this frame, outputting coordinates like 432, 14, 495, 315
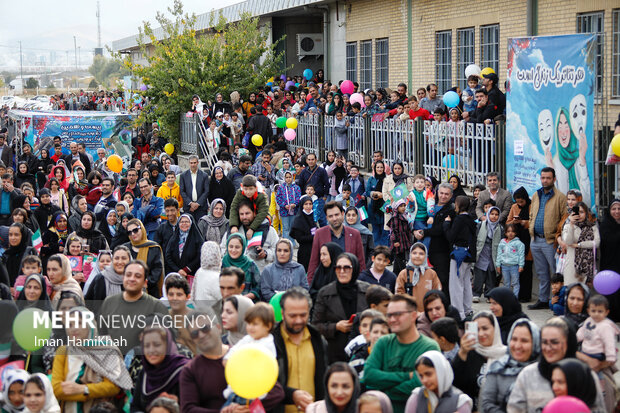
414, 351, 454, 412
23, 373, 60, 413
473, 311, 507, 364
0, 369, 30, 413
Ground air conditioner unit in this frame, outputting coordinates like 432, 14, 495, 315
297, 33, 324, 56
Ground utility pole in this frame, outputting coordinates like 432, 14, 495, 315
19, 41, 23, 93
74, 36, 78, 88
78, 47, 81, 67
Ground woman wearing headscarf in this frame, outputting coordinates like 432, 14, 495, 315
68, 196, 87, 234
344, 206, 374, 265
111, 211, 132, 249
313, 253, 370, 362
366, 160, 388, 246
130, 325, 190, 413
405, 351, 472, 413
47, 165, 69, 192
0, 368, 30, 413
396, 243, 442, 308
382, 161, 414, 231
290, 196, 318, 272
15, 161, 36, 189
198, 199, 229, 244
473, 206, 503, 302
11, 194, 40, 235
261, 239, 309, 301
37, 149, 55, 188
416, 289, 463, 337
560, 201, 599, 285
488, 287, 529, 344
47, 254, 83, 307
506, 186, 533, 302
164, 214, 203, 281
124, 218, 164, 298
564, 282, 590, 328
84, 246, 131, 314
508, 317, 606, 413
600, 199, 620, 321
41, 211, 70, 268
221, 233, 260, 301
207, 167, 234, 217
551, 359, 601, 411
448, 175, 467, 204
98, 210, 118, 247
306, 362, 360, 413
33, 189, 61, 232
221, 295, 254, 346
1, 223, 36, 285
67, 166, 89, 201
16, 273, 52, 312
68, 211, 108, 255
451, 311, 506, 410
23, 373, 60, 413
480, 319, 540, 413
309, 242, 343, 302
51, 307, 132, 413
191, 241, 222, 302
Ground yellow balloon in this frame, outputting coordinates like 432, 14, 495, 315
267, 77, 274, 83
251, 134, 263, 147
286, 118, 298, 129
164, 143, 175, 155
225, 346, 279, 399
107, 154, 123, 173
480, 67, 496, 77
612, 134, 620, 157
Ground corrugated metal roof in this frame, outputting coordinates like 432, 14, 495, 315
112, 0, 326, 51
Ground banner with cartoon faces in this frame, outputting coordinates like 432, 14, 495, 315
506, 34, 596, 207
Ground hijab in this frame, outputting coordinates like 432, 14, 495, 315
16, 274, 52, 312
200, 240, 222, 271
336, 252, 360, 319
414, 351, 457, 412
405, 243, 429, 287
485, 206, 501, 239
3, 223, 33, 284
488, 318, 540, 376
372, 162, 387, 213
538, 317, 578, 381
323, 363, 360, 413
472, 311, 507, 364
49, 211, 69, 240
449, 175, 467, 202
105, 210, 117, 238
553, 358, 598, 408
487, 287, 529, 344
203, 199, 229, 243
358, 391, 393, 413
513, 186, 531, 221
221, 233, 254, 276
0, 369, 30, 413
101, 260, 124, 297
115, 201, 130, 216
69, 196, 85, 220
312, 242, 343, 298
24, 373, 60, 413
555, 107, 580, 190
75, 212, 102, 240
140, 326, 189, 406
224, 295, 254, 346
128, 220, 163, 267
177, 214, 192, 256
391, 161, 409, 186
564, 283, 590, 327
344, 207, 372, 236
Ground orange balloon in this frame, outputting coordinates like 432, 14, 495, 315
107, 154, 123, 173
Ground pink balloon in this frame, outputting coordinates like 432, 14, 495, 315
542, 396, 590, 413
284, 129, 296, 141
350, 93, 366, 108
341, 80, 354, 95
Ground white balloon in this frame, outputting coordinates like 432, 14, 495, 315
465, 64, 481, 78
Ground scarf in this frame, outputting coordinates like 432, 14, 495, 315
203, 198, 229, 242
372, 169, 386, 213
513, 187, 531, 221
574, 220, 596, 282
225, 295, 254, 346
487, 287, 528, 344
16, 274, 52, 312
336, 254, 360, 318
101, 265, 124, 297
221, 233, 254, 276
1, 369, 30, 413
344, 207, 372, 235
52, 212, 69, 239
564, 283, 590, 327
177, 214, 193, 256
414, 351, 455, 413
129, 220, 164, 291
486, 206, 500, 239
25, 373, 60, 413
555, 107, 580, 190
405, 243, 429, 287
488, 319, 540, 377
473, 311, 507, 364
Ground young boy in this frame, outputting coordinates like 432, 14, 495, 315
430, 317, 461, 362
496, 223, 525, 298
577, 295, 620, 369
432, 107, 445, 122
463, 75, 482, 113
164, 273, 196, 354
229, 175, 270, 241
156, 170, 183, 211
358, 246, 397, 292
549, 273, 566, 316
12, 255, 51, 299
345, 309, 384, 357
349, 316, 390, 379
365, 285, 392, 315
335, 183, 353, 208
305, 184, 323, 226
406, 174, 436, 249
387, 199, 414, 274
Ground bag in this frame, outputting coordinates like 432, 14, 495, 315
556, 252, 566, 274
242, 132, 250, 148
450, 246, 471, 278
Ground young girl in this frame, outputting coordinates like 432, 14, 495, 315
406, 174, 435, 249
496, 223, 525, 298
0, 369, 30, 413
23, 374, 60, 413
48, 178, 69, 214
396, 243, 442, 306
275, 171, 301, 242
85, 171, 103, 208
405, 351, 472, 413
473, 206, 503, 303
388, 199, 414, 275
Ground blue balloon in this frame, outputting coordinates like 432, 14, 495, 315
303, 69, 313, 81
295, 83, 300, 87
443, 91, 460, 108
441, 155, 457, 169
266, 82, 273, 86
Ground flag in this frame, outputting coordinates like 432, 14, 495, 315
247, 232, 263, 248
32, 229, 43, 253
357, 206, 368, 221
390, 183, 409, 202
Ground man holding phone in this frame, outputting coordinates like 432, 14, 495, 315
0, 174, 19, 226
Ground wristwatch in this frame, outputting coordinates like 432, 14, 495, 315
83, 386, 89, 396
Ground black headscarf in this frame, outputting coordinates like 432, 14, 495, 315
1, 223, 34, 285
488, 287, 529, 344
513, 186, 531, 220
372, 161, 387, 214
552, 358, 598, 408
310, 242, 343, 301
449, 175, 467, 203
208, 166, 235, 217
392, 161, 409, 186
335, 252, 360, 318
538, 317, 578, 381
422, 289, 463, 328
291, 196, 316, 233
17, 273, 53, 311
564, 283, 590, 327
323, 363, 361, 413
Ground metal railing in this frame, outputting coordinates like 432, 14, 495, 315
179, 113, 218, 170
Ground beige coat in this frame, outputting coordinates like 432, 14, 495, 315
382, 174, 414, 230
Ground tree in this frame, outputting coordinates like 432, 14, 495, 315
88, 55, 128, 88
26, 78, 39, 89
88, 78, 99, 89
115, 0, 286, 145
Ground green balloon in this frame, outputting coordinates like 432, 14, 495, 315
276, 117, 287, 129
12, 308, 52, 352
269, 292, 285, 322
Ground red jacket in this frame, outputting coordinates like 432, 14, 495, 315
307, 226, 366, 283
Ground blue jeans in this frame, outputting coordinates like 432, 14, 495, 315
280, 215, 295, 242
502, 265, 520, 298
413, 220, 431, 250
530, 236, 556, 302
316, 198, 327, 227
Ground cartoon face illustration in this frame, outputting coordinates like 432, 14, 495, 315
569, 94, 587, 137
538, 109, 553, 152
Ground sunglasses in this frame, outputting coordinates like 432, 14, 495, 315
335, 265, 353, 272
189, 324, 211, 339
128, 228, 141, 235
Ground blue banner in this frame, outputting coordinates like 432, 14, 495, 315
506, 34, 596, 207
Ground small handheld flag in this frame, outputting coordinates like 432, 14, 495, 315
247, 232, 263, 248
357, 206, 369, 222
32, 229, 43, 253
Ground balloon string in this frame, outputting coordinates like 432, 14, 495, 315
25, 352, 31, 371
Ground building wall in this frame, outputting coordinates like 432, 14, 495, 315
328, 2, 347, 82
272, 15, 325, 77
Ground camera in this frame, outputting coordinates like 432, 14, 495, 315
404, 282, 413, 296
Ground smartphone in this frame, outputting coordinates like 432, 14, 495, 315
465, 321, 478, 342
348, 314, 356, 323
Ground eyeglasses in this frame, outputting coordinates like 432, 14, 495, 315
335, 265, 353, 272
189, 324, 211, 339
128, 228, 141, 235
386, 310, 414, 319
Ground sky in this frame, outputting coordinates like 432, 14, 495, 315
0, 0, 244, 71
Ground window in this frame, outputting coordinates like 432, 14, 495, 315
480, 24, 499, 74
435, 31, 452, 94
614, 10, 620, 98
457, 28, 475, 90
346, 42, 357, 82
376, 38, 389, 89
577, 12, 604, 96
360, 40, 372, 90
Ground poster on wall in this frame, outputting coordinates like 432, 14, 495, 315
506, 34, 596, 207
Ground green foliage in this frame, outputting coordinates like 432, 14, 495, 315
88, 55, 129, 88
88, 78, 99, 89
113, 0, 286, 146
1, 71, 15, 86
26, 78, 39, 89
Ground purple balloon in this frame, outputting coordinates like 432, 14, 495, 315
139, 85, 148, 91
593, 270, 620, 295
280, 75, 287, 81
542, 396, 590, 413
285, 80, 295, 91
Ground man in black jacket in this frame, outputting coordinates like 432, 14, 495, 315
246, 106, 273, 158
418, 183, 455, 298
63, 141, 92, 175
273, 287, 328, 413
463, 89, 499, 124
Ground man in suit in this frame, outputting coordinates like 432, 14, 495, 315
179, 154, 209, 220
63, 141, 92, 176
475, 172, 513, 224
307, 201, 366, 282
0, 133, 13, 169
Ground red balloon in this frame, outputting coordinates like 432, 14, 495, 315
306, 95, 313, 102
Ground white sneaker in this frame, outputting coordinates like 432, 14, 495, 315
472, 296, 480, 303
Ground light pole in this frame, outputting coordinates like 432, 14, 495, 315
74, 36, 78, 88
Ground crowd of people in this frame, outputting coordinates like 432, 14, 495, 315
0, 72, 618, 413
48, 90, 145, 113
